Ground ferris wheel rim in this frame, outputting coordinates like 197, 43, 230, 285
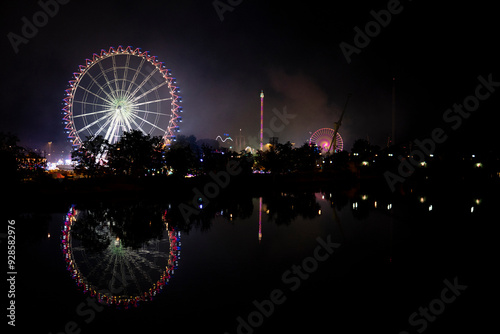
309, 127, 344, 152
61, 205, 181, 307
62, 46, 182, 148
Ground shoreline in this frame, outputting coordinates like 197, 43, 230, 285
10, 167, 497, 212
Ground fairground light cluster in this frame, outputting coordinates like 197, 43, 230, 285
62, 46, 182, 148
309, 128, 344, 153
61, 206, 181, 308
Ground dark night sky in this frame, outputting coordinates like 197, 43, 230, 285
1, 0, 498, 158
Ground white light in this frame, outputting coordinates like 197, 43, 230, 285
387, 203, 392, 210
470, 206, 474, 213
428, 205, 433, 211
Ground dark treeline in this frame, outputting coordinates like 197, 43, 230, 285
71, 130, 329, 178
4, 129, 500, 193
0, 132, 47, 183
72, 130, 252, 177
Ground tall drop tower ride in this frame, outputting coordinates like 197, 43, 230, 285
260, 90, 264, 150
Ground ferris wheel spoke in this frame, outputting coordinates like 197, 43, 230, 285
130, 80, 168, 103
76, 112, 114, 134
127, 115, 147, 134
109, 254, 120, 290
101, 252, 117, 275
88, 250, 114, 277
130, 250, 162, 272
130, 113, 167, 132
85, 71, 116, 103
78, 86, 113, 105
123, 254, 148, 291
122, 113, 134, 133
129, 67, 159, 100
93, 113, 116, 138
73, 108, 114, 118
111, 55, 122, 98
104, 114, 121, 142
121, 55, 131, 93
132, 109, 167, 117
111, 115, 128, 141
132, 97, 172, 108
124, 58, 146, 99
132, 254, 160, 283
119, 256, 128, 294
73, 100, 111, 109
98, 61, 118, 100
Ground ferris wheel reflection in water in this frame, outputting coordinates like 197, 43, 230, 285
61, 205, 181, 308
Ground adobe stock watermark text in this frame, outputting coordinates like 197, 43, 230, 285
224, 235, 340, 334
384, 73, 499, 192
339, 0, 411, 64
7, 0, 70, 54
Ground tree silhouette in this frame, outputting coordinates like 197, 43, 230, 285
71, 135, 109, 177
351, 138, 380, 163
256, 141, 320, 174
1, 132, 46, 181
107, 130, 164, 176
293, 143, 321, 172
165, 135, 200, 176
0, 132, 22, 183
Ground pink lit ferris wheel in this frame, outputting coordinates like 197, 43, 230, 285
62, 46, 182, 147
309, 128, 344, 153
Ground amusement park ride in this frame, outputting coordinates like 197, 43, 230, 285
61, 205, 181, 308
62, 46, 182, 148
327, 93, 351, 154
309, 94, 352, 154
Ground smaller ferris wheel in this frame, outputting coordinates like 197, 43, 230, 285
309, 128, 343, 153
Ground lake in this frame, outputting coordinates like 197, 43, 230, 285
14, 184, 492, 333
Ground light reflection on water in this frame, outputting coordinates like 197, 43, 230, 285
61, 205, 180, 308
16, 187, 492, 332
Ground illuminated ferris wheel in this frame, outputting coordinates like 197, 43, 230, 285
61, 205, 181, 307
309, 128, 344, 153
62, 46, 182, 147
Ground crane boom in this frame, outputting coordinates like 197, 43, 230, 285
328, 93, 352, 153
